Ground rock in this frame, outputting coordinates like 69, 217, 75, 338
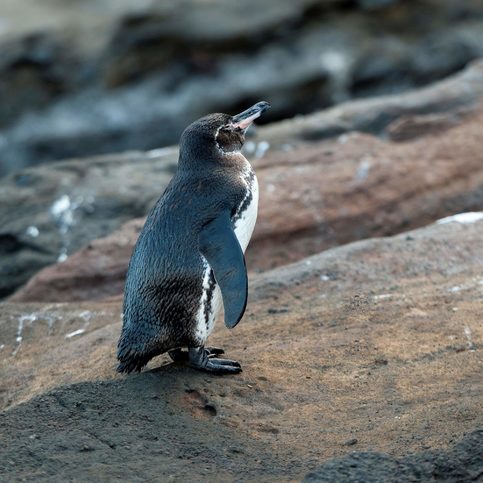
0, 149, 177, 298
0, 32, 82, 129
304, 430, 483, 482
4, 62, 483, 300
2, 1, 483, 173
10, 103, 483, 302
251, 107, 483, 271
386, 110, 471, 142
9, 219, 144, 303
1, 219, 482, 479
256, 59, 483, 146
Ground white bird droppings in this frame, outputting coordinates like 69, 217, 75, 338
65, 329, 86, 339
373, 294, 393, 301
12, 313, 38, 356
64, 310, 94, 339
26, 226, 40, 237
437, 212, 483, 224
464, 326, 476, 351
50, 195, 71, 219
355, 158, 371, 182
50, 194, 83, 261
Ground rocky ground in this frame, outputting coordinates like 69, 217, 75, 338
1, 220, 482, 481
1, 0, 483, 173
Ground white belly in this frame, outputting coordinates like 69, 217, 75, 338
234, 172, 259, 253
194, 261, 223, 345
194, 164, 258, 345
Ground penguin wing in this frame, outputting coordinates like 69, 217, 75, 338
199, 211, 248, 329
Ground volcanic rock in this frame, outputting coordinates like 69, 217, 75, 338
256, 58, 483, 146
10, 100, 483, 302
4, 61, 483, 300
1, 219, 482, 480
0, 149, 177, 298
304, 430, 483, 482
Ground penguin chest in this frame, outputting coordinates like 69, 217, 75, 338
193, 166, 258, 345
233, 167, 259, 253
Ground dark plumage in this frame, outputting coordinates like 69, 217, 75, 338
117, 102, 270, 374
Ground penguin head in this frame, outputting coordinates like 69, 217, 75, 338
179, 101, 270, 162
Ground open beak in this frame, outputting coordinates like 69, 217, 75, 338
232, 101, 271, 130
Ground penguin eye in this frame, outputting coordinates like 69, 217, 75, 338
216, 124, 244, 153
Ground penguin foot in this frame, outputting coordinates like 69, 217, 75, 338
188, 347, 241, 374
168, 346, 225, 363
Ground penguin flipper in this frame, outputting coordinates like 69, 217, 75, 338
199, 211, 248, 329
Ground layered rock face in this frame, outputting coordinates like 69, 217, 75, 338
1, 220, 482, 480
5, 61, 483, 302
1, 0, 483, 173
0, 150, 177, 298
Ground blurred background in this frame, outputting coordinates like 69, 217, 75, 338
1, 0, 483, 176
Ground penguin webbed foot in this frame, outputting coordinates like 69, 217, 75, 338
168, 346, 224, 363
188, 347, 242, 374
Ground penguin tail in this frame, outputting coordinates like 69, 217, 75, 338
117, 318, 165, 373
116, 358, 140, 374
116, 349, 153, 374
116, 330, 153, 374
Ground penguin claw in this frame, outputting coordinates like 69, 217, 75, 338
188, 347, 242, 374
197, 359, 242, 374
209, 358, 241, 367
169, 346, 225, 363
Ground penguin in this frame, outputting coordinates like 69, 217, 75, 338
117, 101, 270, 374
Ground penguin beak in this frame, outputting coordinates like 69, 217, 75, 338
232, 101, 271, 130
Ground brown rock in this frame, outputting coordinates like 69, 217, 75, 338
251, 105, 483, 269
4, 60, 483, 300
0, 149, 177, 299
12, 105, 483, 302
1, 219, 482, 480
386, 110, 470, 142
10, 219, 143, 303
256, 59, 483, 145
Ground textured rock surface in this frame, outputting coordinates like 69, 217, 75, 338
11, 100, 483, 302
1, 220, 482, 480
1, 1, 483, 173
0, 149, 177, 298
10, 219, 144, 303
4, 61, 483, 300
304, 430, 483, 482
255, 58, 483, 146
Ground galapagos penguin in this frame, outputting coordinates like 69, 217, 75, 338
117, 101, 270, 374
